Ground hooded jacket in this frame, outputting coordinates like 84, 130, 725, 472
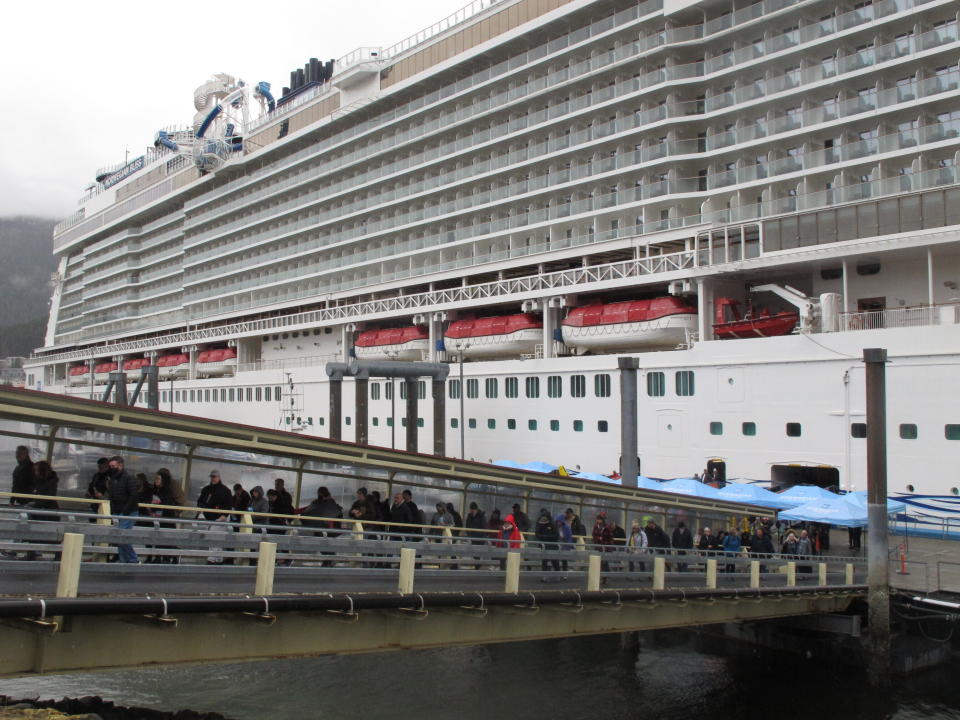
501, 513, 523, 549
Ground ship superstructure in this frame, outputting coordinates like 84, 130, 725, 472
27, 0, 960, 509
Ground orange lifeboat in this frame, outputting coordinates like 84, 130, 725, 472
562, 297, 697, 352
355, 326, 429, 361
443, 313, 542, 359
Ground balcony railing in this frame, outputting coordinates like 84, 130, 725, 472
839, 303, 960, 331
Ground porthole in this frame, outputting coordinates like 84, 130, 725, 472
952, 487, 959, 496
906, 484, 915, 493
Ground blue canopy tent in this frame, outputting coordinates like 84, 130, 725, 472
778, 496, 867, 527
522, 460, 559, 474
717, 482, 795, 509
661, 478, 725, 500
842, 490, 907, 514
571, 471, 619, 483
492, 459, 524, 469
776, 484, 839, 508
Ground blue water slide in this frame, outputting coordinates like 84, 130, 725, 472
255, 81, 276, 113
195, 104, 222, 139
154, 130, 178, 151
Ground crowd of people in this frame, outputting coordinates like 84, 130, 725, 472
6, 450, 833, 569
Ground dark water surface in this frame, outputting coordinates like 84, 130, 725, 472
1, 632, 958, 719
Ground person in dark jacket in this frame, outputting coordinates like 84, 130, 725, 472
10, 445, 34, 505
672, 521, 693, 572
85, 457, 110, 515
511, 503, 530, 532
388, 492, 414, 539
232, 483, 251, 519
30, 460, 60, 510
534, 508, 560, 571
751, 526, 775, 573
152, 468, 182, 563
273, 478, 293, 513
698, 526, 718, 552
197, 470, 233, 521
108, 456, 141, 563
349, 487, 374, 522
249, 485, 269, 522
464, 502, 487, 544
446, 502, 463, 536
301, 486, 343, 535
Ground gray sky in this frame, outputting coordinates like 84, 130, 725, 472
0, 0, 464, 220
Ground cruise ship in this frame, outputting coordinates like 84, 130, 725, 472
26, 0, 960, 516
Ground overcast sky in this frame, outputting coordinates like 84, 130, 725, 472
1, 0, 464, 220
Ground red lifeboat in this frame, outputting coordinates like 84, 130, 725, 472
67, 365, 90, 386
562, 297, 698, 352
196, 348, 237, 378
355, 326, 429, 361
712, 298, 798, 339
443, 313, 542, 359
156, 353, 190, 380
92, 362, 118, 384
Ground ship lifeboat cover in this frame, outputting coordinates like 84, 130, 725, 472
445, 313, 542, 339
355, 326, 429, 347
563, 297, 695, 327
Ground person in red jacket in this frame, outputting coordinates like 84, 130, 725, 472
501, 513, 523, 549
592, 511, 614, 571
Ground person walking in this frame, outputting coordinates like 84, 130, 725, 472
721, 526, 741, 573
534, 508, 560, 571
10, 445, 34, 505
627, 520, 648, 573
197, 470, 233, 565
672, 521, 693, 572
108, 456, 141, 564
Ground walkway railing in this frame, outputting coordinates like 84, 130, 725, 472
839, 303, 960, 332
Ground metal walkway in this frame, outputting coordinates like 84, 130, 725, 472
0, 387, 867, 676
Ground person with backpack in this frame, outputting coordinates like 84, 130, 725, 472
534, 508, 560, 571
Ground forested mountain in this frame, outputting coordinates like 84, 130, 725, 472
0, 217, 58, 357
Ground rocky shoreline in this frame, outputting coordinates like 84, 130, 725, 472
0, 696, 234, 720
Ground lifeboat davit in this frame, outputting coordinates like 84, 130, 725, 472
67, 365, 90, 386
92, 362, 118, 384
444, 313, 542, 359
562, 297, 697, 351
156, 353, 190, 380
712, 298, 798, 339
196, 347, 237, 378
355, 326, 429, 361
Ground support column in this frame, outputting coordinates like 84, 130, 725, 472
842, 260, 850, 313
143, 365, 159, 411
405, 378, 418, 453
619, 357, 639, 488
354, 377, 369, 446
432, 379, 446, 457
329, 377, 343, 441
542, 299, 556, 359
864, 348, 890, 687
108, 371, 128, 406
341, 324, 356, 363
187, 346, 199, 380
696, 278, 714, 341
927, 248, 935, 306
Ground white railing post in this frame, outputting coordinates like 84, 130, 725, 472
845, 563, 855, 585
505, 551, 521, 593
398, 547, 416, 594
653, 556, 665, 590
706, 557, 717, 589
587, 554, 601, 591
56, 533, 84, 599
818, 562, 828, 585
750, 560, 760, 588
255, 541, 277, 596
786, 561, 796, 587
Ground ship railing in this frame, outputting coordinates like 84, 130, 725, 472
237, 355, 340, 373
838, 303, 960, 332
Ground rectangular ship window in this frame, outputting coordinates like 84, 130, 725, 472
594, 374, 611, 397
647, 372, 665, 397
525, 377, 540, 398
899, 423, 918, 440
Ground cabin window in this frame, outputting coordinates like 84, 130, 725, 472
598, 420, 609, 432
528, 419, 538, 430
710, 422, 723, 435
372, 417, 379, 426
246, 388, 253, 401
899, 423, 918, 440
448, 379, 460, 399
525, 377, 540, 398
400, 383, 407, 400
786, 422, 802, 437
550, 419, 560, 431
190, 390, 196, 402
469, 418, 477, 429
418, 381, 426, 399
505, 377, 519, 398
675, 371, 695, 396
451, 418, 458, 428
647, 372, 665, 396
227, 388, 234, 402
256, 387, 262, 402
547, 375, 563, 398
573, 420, 584, 432
467, 379, 479, 399
485, 378, 498, 398
851, 423, 867, 438
371, 383, 381, 400
742, 422, 757, 436
211, 390, 218, 403
276, 386, 281, 398
387, 418, 394, 427
203, 389, 209, 402
418, 418, 424, 427
946, 425, 960, 440
346, 416, 352, 426
488, 419, 496, 429
507, 419, 517, 429
570, 375, 586, 397
318, 417, 325, 425
221, 389, 227, 401
265, 387, 272, 402
594, 374, 611, 397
